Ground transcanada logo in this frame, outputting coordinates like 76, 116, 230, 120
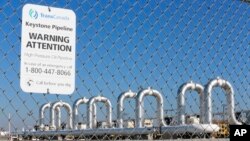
40, 13, 70, 21
29, 9, 38, 19
28, 8, 69, 21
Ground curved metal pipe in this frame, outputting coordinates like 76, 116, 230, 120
136, 87, 166, 128
87, 96, 112, 129
40, 103, 61, 129
177, 82, 204, 125
117, 90, 136, 128
39, 102, 51, 128
73, 97, 97, 129
51, 101, 73, 129
55, 107, 61, 129
73, 97, 89, 129
204, 77, 241, 125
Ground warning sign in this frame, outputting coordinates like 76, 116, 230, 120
21, 4, 76, 94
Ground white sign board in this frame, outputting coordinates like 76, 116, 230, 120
21, 4, 76, 94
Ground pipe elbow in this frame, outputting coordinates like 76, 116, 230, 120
40, 103, 51, 112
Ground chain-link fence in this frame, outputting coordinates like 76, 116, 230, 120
0, 0, 249, 140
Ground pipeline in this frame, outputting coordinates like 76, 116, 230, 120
117, 90, 136, 128
136, 87, 166, 128
177, 81, 204, 125
33, 77, 241, 137
51, 101, 73, 129
39, 102, 61, 129
87, 96, 112, 128
204, 77, 241, 125
39, 102, 51, 128
73, 97, 97, 129
22, 124, 219, 138
22, 127, 157, 138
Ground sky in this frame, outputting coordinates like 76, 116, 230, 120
0, 0, 249, 131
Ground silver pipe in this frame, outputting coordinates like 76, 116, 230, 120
55, 107, 61, 129
39, 102, 51, 128
73, 98, 97, 129
40, 103, 61, 130
22, 124, 219, 137
73, 97, 89, 129
92, 104, 97, 129
204, 77, 241, 125
51, 101, 73, 129
87, 96, 112, 129
117, 90, 136, 128
160, 124, 220, 133
136, 87, 166, 128
177, 81, 204, 125
22, 127, 156, 137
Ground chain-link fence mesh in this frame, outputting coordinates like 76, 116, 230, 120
0, 0, 249, 140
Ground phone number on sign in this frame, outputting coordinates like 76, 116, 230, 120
25, 67, 71, 76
